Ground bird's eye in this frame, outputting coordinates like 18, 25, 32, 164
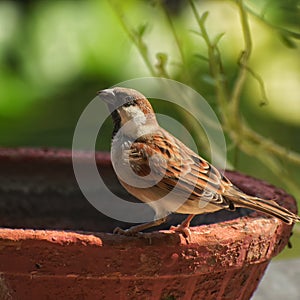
123, 102, 133, 107
125, 96, 134, 101
123, 96, 136, 107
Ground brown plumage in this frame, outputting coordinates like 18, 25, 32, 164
99, 87, 300, 238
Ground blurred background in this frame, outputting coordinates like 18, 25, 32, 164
0, 0, 299, 258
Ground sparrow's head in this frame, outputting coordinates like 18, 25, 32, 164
98, 87, 158, 137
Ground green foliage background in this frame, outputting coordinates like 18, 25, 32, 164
0, 0, 299, 258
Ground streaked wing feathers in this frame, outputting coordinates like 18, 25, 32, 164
128, 130, 235, 210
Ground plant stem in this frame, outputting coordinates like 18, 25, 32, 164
160, 2, 185, 66
244, 4, 300, 40
242, 124, 300, 165
111, 0, 300, 170
108, 1, 157, 76
230, 0, 252, 122
188, 0, 228, 113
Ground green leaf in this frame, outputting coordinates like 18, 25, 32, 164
149, 0, 159, 7
190, 29, 203, 37
156, 52, 168, 66
202, 74, 216, 85
259, 101, 267, 107
137, 23, 149, 38
194, 54, 209, 62
200, 11, 209, 24
288, 31, 300, 40
213, 32, 225, 46
279, 33, 297, 48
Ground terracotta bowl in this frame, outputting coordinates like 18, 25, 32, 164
0, 148, 297, 299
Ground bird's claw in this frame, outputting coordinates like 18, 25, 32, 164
113, 227, 140, 236
170, 225, 192, 243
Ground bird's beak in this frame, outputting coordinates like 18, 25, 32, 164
97, 88, 116, 104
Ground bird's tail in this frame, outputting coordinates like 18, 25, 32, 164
226, 188, 300, 225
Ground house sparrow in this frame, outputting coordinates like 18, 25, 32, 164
98, 87, 300, 240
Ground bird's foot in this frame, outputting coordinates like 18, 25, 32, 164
169, 214, 194, 243
113, 227, 141, 236
170, 224, 192, 243
113, 218, 168, 237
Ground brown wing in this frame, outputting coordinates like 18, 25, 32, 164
128, 129, 235, 210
